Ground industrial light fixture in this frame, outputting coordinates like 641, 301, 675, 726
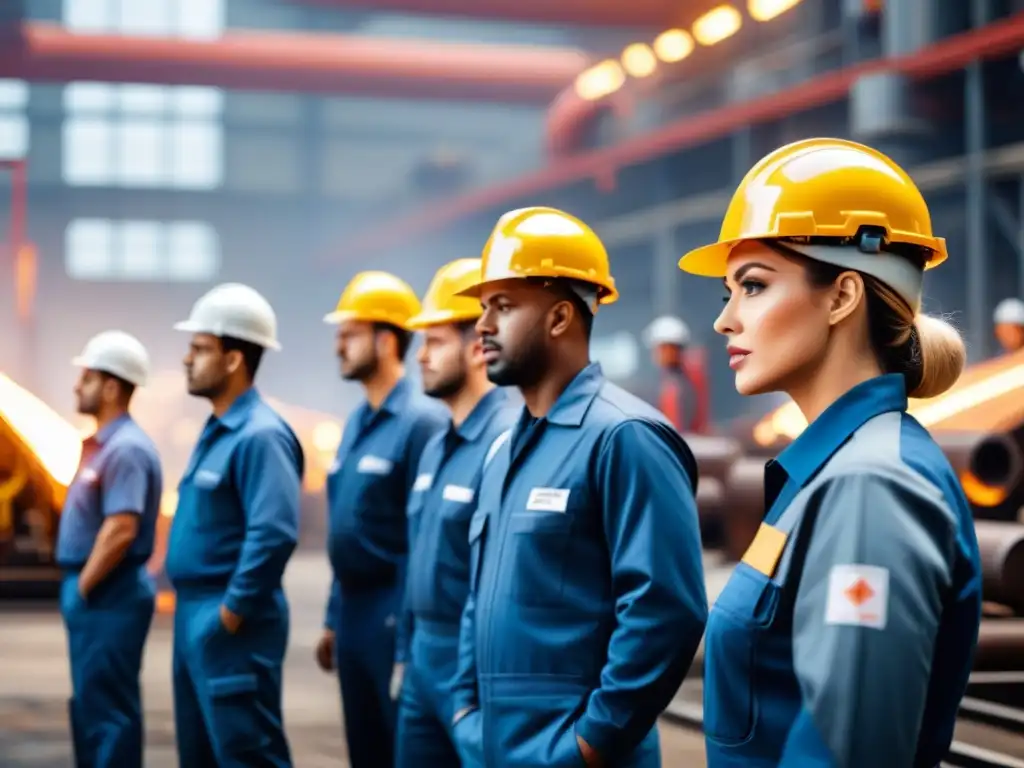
653, 29, 695, 63
748, 0, 803, 22
621, 42, 658, 78
692, 5, 743, 46
574, 59, 627, 101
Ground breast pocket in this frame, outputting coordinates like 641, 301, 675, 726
185, 460, 239, 529
703, 563, 780, 747
468, 511, 488, 593
506, 510, 574, 609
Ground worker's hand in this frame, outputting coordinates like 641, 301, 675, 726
219, 604, 243, 634
315, 629, 336, 672
389, 662, 405, 701
577, 734, 605, 767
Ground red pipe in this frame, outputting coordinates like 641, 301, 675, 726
336, 11, 1024, 260
289, 0, 686, 28
0, 23, 588, 103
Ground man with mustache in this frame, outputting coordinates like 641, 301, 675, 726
165, 283, 302, 767
393, 257, 517, 767
449, 207, 708, 767
317, 271, 448, 768
59, 330, 161, 768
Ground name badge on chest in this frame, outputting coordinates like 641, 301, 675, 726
357, 455, 393, 475
413, 473, 433, 492
526, 487, 570, 513
443, 484, 474, 503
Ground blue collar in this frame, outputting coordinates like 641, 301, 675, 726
456, 387, 509, 442
92, 413, 132, 445
378, 377, 414, 416
216, 387, 262, 431
545, 362, 605, 427
777, 373, 908, 485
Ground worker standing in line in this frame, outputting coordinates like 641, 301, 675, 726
164, 283, 303, 768
392, 258, 517, 767
643, 315, 712, 434
993, 297, 1024, 354
58, 330, 161, 768
681, 138, 982, 767
315, 271, 448, 768
449, 207, 708, 768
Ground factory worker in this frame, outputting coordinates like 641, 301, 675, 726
59, 330, 161, 768
165, 283, 302, 767
680, 138, 983, 767
449, 207, 708, 768
316, 271, 447, 768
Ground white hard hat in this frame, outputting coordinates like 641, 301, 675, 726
174, 283, 281, 351
72, 330, 150, 387
644, 315, 691, 348
994, 298, 1024, 326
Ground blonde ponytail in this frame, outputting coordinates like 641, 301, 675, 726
909, 313, 966, 398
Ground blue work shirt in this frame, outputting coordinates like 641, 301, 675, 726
395, 387, 516, 663
56, 414, 162, 569
702, 374, 983, 768
325, 377, 447, 620
164, 388, 303, 619
452, 363, 707, 766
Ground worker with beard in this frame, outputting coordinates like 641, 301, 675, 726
449, 207, 708, 768
57, 330, 161, 768
164, 283, 303, 768
393, 258, 517, 767
316, 271, 448, 768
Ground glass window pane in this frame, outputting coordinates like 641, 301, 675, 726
0, 116, 28, 159
117, 0, 172, 36
168, 222, 219, 281
64, 82, 117, 113
65, 218, 115, 279
172, 87, 223, 118
63, 0, 113, 33
0, 79, 29, 109
171, 122, 223, 189
176, 0, 225, 40
117, 120, 167, 187
119, 221, 164, 279
63, 117, 114, 185
118, 85, 169, 115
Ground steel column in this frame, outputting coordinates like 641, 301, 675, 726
965, 0, 991, 360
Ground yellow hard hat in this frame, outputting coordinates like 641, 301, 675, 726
323, 271, 421, 330
678, 138, 948, 277
456, 206, 619, 306
406, 258, 484, 330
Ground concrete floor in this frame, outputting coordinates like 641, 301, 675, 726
0, 552, 711, 766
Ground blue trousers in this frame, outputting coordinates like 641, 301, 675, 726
395, 620, 462, 768
60, 567, 155, 768
171, 588, 292, 768
332, 582, 402, 768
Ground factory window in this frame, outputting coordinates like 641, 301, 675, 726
0, 79, 29, 160
61, 0, 225, 189
62, 0, 224, 40
65, 219, 220, 282
62, 84, 224, 189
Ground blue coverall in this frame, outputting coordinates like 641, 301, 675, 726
394, 387, 516, 768
165, 388, 303, 768
702, 374, 983, 767
452, 363, 708, 767
56, 414, 162, 768
324, 376, 447, 768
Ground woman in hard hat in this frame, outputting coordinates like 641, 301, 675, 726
680, 138, 982, 767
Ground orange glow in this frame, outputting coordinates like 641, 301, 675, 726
0, 373, 81, 487
14, 243, 37, 322
621, 43, 658, 78
748, 0, 803, 22
753, 347, 1024, 447
653, 29, 695, 63
960, 471, 1010, 507
156, 590, 176, 614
